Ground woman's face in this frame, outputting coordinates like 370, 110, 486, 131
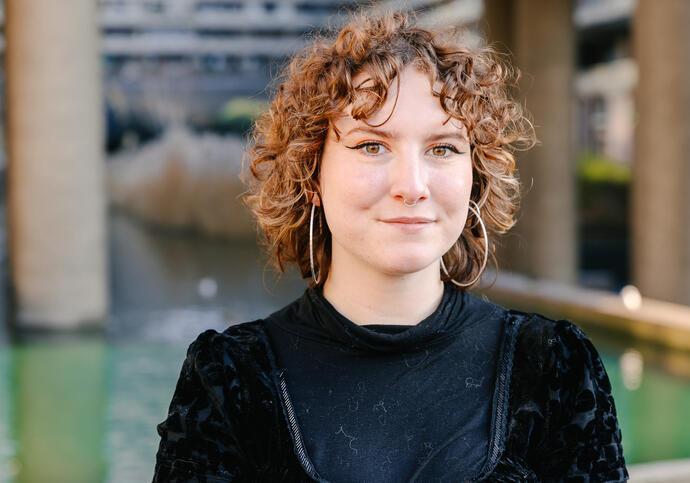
318, 66, 473, 280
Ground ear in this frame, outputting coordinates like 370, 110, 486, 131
309, 184, 322, 206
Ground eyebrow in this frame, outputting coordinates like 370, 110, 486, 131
343, 126, 468, 143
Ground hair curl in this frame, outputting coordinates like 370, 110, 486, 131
243, 8, 535, 289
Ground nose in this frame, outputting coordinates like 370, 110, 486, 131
389, 148, 429, 206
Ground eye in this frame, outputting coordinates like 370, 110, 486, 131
346, 142, 389, 156
429, 144, 461, 157
364, 143, 382, 155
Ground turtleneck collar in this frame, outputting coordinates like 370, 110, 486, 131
287, 281, 476, 353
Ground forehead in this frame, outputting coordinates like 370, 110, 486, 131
335, 66, 468, 135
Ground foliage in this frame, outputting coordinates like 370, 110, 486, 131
219, 97, 269, 121
193, 97, 269, 138
577, 151, 631, 185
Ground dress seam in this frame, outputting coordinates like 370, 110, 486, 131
468, 311, 523, 482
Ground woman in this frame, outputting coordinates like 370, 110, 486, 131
154, 9, 628, 482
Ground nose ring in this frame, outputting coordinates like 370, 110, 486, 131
403, 198, 418, 207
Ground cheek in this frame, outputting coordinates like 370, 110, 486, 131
323, 161, 388, 209
434, 167, 473, 210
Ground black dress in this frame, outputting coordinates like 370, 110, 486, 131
263, 282, 504, 481
153, 284, 629, 482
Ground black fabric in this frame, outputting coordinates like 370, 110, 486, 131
153, 296, 629, 482
263, 283, 504, 481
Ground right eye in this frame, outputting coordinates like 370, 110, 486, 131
347, 142, 389, 156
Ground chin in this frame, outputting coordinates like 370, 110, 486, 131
376, 252, 438, 276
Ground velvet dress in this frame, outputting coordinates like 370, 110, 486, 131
153, 283, 629, 482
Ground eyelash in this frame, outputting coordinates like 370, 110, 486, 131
346, 141, 462, 157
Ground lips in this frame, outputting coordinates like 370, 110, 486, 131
380, 217, 434, 233
381, 217, 434, 224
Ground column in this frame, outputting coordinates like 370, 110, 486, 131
5, 0, 108, 328
482, 0, 577, 283
632, 0, 690, 304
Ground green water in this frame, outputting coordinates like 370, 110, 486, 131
0, 210, 689, 481
598, 342, 690, 463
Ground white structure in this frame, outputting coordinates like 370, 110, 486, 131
5, 0, 108, 331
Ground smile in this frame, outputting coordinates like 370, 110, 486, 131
380, 217, 434, 232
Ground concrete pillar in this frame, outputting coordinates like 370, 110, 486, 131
5, 0, 107, 328
482, 0, 514, 56
482, 0, 577, 283
632, 0, 690, 304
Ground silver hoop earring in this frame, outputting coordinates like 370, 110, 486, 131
440, 200, 489, 287
309, 203, 320, 285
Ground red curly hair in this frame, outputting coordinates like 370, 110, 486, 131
243, 8, 535, 289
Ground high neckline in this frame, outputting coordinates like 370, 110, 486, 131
294, 281, 471, 352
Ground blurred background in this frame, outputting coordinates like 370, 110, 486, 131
0, 0, 689, 481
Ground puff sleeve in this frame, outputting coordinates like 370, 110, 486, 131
530, 319, 628, 482
153, 330, 251, 482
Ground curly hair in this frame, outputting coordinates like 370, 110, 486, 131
243, 8, 535, 289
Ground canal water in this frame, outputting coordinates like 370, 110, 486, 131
0, 205, 689, 482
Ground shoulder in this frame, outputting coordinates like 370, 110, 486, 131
156, 320, 289, 479
187, 319, 274, 373
504, 311, 628, 478
178, 320, 274, 391
457, 295, 594, 370
511, 308, 584, 344
503, 307, 612, 401
185, 292, 307, 377
509, 310, 608, 389
172, 321, 280, 434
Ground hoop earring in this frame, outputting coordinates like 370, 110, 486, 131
309, 203, 320, 285
440, 200, 488, 287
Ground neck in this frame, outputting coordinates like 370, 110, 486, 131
322, 253, 445, 327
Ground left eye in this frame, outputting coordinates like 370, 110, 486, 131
364, 144, 383, 155
429, 145, 459, 157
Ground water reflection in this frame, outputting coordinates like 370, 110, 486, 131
107, 208, 304, 341
9, 339, 107, 482
599, 341, 690, 464
105, 343, 182, 482
620, 348, 644, 390
0, 349, 14, 481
